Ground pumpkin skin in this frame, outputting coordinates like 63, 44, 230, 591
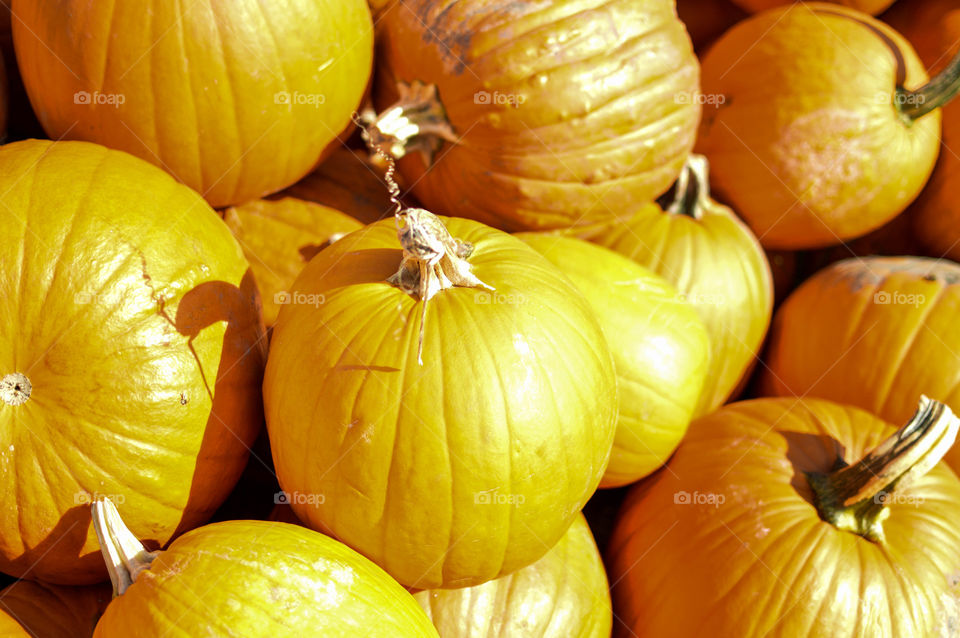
12, 0, 373, 208
586, 159, 773, 416
222, 197, 363, 327
697, 3, 938, 249
759, 257, 960, 471
608, 397, 960, 637
414, 514, 611, 638
733, 0, 896, 15
0, 140, 265, 584
264, 216, 617, 589
374, 0, 701, 231
92, 520, 438, 637
0, 580, 111, 638
517, 234, 709, 487
885, 0, 960, 262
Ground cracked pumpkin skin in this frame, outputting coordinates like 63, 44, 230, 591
696, 3, 938, 249
0, 140, 265, 584
373, 0, 700, 231
609, 398, 960, 637
263, 216, 617, 589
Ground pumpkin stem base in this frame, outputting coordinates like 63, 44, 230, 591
898, 49, 960, 120
807, 396, 959, 543
0, 373, 31, 406
362, 81, 458, 163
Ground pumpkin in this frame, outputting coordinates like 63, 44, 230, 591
609, 396, 960, 637
586, 155, 773, 416
732, 0, 896, 15
0, 139, 265, 584
89, 499, 438, 637
696, 3, 948, 249
264, 209, 617, 589
676, 0, 747, 51
12, 0, 373, 208
0, 580, 111, 638
517, 234, 709, 487
367, 0, 701, 231
222, 197, 362, 327
759, 256, 960, 471
414, 514, 611, 637
285, 147, 400, 226
885, 0, 960, 262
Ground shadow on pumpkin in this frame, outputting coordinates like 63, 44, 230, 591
10, 270, 266, 585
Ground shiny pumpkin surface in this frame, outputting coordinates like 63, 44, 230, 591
13, 0, 373, 208
697, 3, 938, 249
414, 514, 611, 638
609, 398, 960, 637
588, 200, 772, 416
732, 0, 895, 15
0, 140, 265, 584
92, 520, 438, 637
264, 217, 617, 589
517, 234, 709, 487
886, 0, 960, 262
375, 0, 700, 231
222, 197, 362, 327
0, 580, 110, 638
760, 257, 960, 470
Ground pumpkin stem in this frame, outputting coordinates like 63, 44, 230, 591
0, 373, 31, 406
661, 155, 711, 221
91, 497, 158, 597
361, 81, 458, 162
806, 396, 959, 543
898, 49, 960, 120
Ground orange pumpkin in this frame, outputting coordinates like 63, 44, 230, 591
885, 0, 960, 262
587, 155, 773, 416
0, 139, 265, 584
284, 147, 400, 226
760, 256, 960, 471
222, 197, 362, 327
609, 396, 960, 637
90, 499, 438, 637
0, 580, 111, 638
697, 3, 946, 249
12, 0, 373, 208
414, 514, 611, 637
733, 0, 896, 15
369, 0, 700, 231
264, 212, 617, 589
517, 234, 709, 487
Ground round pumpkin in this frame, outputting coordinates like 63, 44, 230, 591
369, 0, 700, 231
697, 3, 943, 249
90, 499, 438, 637
732, 0, 896, 15
609, 396, 960, 637
0, 580, 111, 638
759, 256, 960, 471
885, 0, 960, 262
264, 212, 617, 589
222, 197, 363, 327
284, 147, 401, 225
517, 234, 709, 487
0, 139, 265, 584
12, 0, 373, 208
414, 514, 611, 637
586, 155, 773, 416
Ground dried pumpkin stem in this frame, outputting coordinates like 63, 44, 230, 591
362, 81, 458, 161
807, 396, 959, 543
91, 497, 158, 597
663, 155, 711, 221
0, 372, 31, 406
899, 49, 960, 120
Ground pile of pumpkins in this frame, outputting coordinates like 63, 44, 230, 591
2, 0, 960, 636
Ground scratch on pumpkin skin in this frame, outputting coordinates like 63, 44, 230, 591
137, 250, 214, 403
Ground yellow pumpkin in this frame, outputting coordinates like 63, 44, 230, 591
517, 234, 709, 486
264, 212, 617, 588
